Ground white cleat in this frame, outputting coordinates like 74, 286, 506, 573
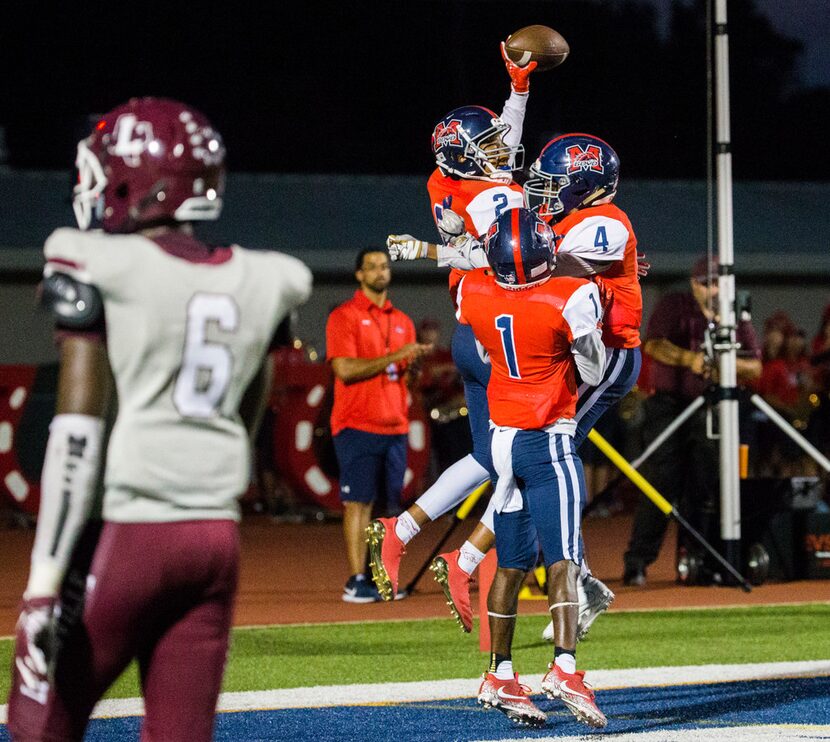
477, 673, 547, 727
542, 574, 615, 642
541, 663, 607, 728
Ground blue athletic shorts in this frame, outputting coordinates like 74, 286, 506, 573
493, 429, 586, 570
333, 428, 407, 512
451, 322, 495, 479
574, 346, 642, 448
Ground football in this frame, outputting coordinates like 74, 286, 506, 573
504, 25, 570, 71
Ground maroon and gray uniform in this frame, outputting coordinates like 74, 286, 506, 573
8, 228, 311, 741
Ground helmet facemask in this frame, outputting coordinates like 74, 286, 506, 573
524, 163, 569, 222
462, 119, 524, 182
73, 140, 108, 231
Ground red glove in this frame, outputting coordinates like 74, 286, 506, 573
637, 252, 651, 278
594, 276, 615, 319
500, 41, 537, 94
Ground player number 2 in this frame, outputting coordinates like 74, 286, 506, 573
173, 293, 239, 418
492, 193, 509, 219
495, 314, 521, 379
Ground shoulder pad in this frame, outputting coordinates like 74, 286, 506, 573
41, 272, 104, 330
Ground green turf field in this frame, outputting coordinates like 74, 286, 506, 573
2, 603, 829, 700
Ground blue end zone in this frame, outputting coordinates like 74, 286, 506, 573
2, 676, 829, 740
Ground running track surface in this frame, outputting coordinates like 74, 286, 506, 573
3, 676, 829, 741
3, 515, 830, 634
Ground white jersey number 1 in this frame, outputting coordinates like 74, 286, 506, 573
173, 293, 239, 418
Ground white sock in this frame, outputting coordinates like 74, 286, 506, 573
555, 653, 576, 675
415, 454, 489, 520
479, 495, 497, 532
494, 660, 514, 680
395, 511, 420, 545
457, 541, 486, 575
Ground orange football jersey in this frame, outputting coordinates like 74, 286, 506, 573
427, 169, 524, 307
555, 203, 641, 349
456, 269, 601, 429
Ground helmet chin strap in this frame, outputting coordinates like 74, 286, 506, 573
127, 180, 167, 228
496, 274, 552, 291
582, 187, 616, 208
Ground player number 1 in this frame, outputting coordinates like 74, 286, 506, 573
495, 314, 521, 379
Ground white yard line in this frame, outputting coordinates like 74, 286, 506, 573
475, 726, 830, 742
2, 659, 829, 724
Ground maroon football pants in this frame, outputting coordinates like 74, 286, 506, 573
8, 519, 239, 742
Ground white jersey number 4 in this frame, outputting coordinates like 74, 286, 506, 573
173, 293, 239, 418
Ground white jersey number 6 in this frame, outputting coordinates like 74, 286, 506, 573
173, 293, 239, 418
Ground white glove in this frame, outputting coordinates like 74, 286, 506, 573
386, 235, 429, 261
436, 233, 488, 270
14, 597, 59, 702
437, 208, 465, 242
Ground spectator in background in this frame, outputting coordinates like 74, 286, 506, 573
808, 304, 830, 459
417, 318, 473, 479
811, 304, 830, 370
761, 311, 796, 363
757, 322, 817, 476
326, 248, 431, 603
622, 255, 761, 587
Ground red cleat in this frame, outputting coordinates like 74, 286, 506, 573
366, 517, 405, 601
541, 663, 607, 728
430, 550, 473, 633
477, 672, 546, 727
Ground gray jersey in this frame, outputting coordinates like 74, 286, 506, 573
43, 228, 312, 523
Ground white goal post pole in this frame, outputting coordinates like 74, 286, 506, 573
714, 0, 742, 571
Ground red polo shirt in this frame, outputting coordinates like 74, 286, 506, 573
326, 290, 416, 436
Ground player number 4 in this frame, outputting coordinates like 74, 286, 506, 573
173, 293, 239, 418
495, 314, 521, 379
594, 225, 609, 252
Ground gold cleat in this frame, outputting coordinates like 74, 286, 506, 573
366, 519, 394, 601
429, 555, 471, 633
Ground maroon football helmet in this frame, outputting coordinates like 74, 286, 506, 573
73, 97, 226, 233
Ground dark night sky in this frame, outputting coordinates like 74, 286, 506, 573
1, 0, 827, 179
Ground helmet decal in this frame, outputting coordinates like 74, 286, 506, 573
109, 114, 156, 168
565, 144, 604, 174
431, 119, 462, 150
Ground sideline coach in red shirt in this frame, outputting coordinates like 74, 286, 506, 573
326, 247, 432, 603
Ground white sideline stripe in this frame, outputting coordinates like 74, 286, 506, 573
475, 726, 830, 742
2, 659, 829, 724
2, 599, 829, 641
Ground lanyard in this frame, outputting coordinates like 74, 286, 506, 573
369, 308, 392, 353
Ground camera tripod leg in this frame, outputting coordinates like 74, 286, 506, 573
751, 394, 830, 473
588, 428, 753, 593
583, 396, 706, 517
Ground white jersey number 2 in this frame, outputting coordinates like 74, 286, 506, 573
173, 293, 239, 418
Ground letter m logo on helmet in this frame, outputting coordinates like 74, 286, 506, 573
432, 120, 462, 151
565, 144, 604, 174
